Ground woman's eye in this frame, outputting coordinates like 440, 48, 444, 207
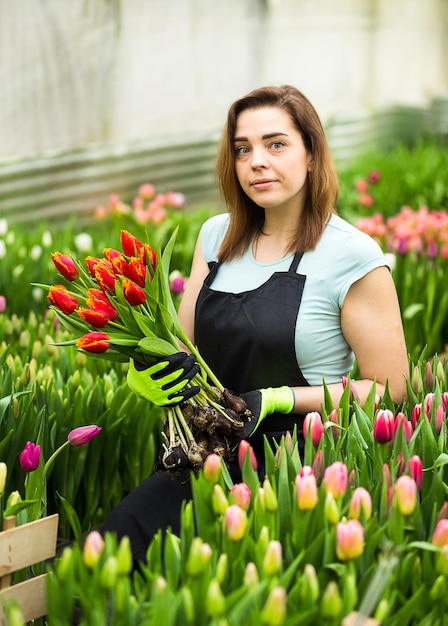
236, 146, 250, 156
270, 141, 285, 150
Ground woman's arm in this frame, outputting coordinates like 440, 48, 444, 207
178, 232, 210, 347
290, 266, 409, 413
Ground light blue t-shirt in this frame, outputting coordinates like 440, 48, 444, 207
199, 212, 387, 385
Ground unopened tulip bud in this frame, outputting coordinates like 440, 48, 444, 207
230, 482, 251, 510
0, 462, 7, 494
373, 409, 395, 443
263, 540, 283, 577
411, 366, 423, 394
262, 476, 278, 512
342, 571, 358, 613
436, 545, 448, 576
180, 588, 195, 623
395, 475, 418, 516
206, 579, 226, 618
348, 487, 372, 521
224, 504, 247, 542
299, 564, 320, 606
408, 455, 423, 490
328, 408, 340, 439
311, 449, 324, 482
320, 581, 343, 621
295, 467, 318, 511
303, 411, 324, 447
260, 586, 287, 626
4, 605, 25, 626
256, 487, 266, 511
424, 361, 434, 389
411, 403, 422, 428
68, 425, 101, 446
83, 530, 105, 568
324, 492, 340, 525
203, 453, 222, 484
187, 537, 210, 576
100, 555, 118, 589
216, 553, 228, 585
116, 535, 133, 575
374, 598, 390, 622
238, 440, 258, 471
432, 519, 448, 547
336, 520, 365, 561
257, 526, 270, 553
213, 484, 229, 515
244, 562, 259, 587
284, 430, 293, 454
6, 490, 21, 509
436, 360, 446, 386
435, 404, 444, 434
323, 461, 348, 498
430, 574, 447, 601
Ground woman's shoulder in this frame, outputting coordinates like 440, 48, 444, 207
200, 212, 230, 261
324, 214, 384, 255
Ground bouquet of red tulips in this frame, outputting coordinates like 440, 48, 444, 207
37, 229, 253, 475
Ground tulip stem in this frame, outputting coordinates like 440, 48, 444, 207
43, 440, 69, 476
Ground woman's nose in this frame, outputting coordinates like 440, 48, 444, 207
250, 147, 268, 169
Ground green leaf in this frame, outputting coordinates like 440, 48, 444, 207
403, 302, 424, 320
57, 491, 82, 542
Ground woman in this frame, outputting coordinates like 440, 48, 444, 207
101, 85, 408, 562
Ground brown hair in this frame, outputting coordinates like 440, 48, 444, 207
215, 85, 339, 261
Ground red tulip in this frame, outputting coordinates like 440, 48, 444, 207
77, 308, 111, 328
51, 252, 79, 281
19, 441, 41, 472
48, 285, 78, 314
122, 278, 146, 306
127, 257, 147, 288
103, 248, 124, 262
85, 289, 118, 321
85, 256, 103, 276
411, 403, 422, 428
111, 254, 130, 278
94, 261, 117, 293
141, 243, 157, 270
120, 230, 145, 257
68, 425, 102, 446
76, 332, 110, 354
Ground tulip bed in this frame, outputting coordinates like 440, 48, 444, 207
1, 139, 448, 624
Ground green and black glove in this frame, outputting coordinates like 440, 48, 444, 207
241, 386, 295, 437
127, 352, 200, 407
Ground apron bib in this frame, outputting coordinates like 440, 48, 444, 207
195, 252, 310, 445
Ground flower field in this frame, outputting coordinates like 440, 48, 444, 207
1, 139, 448, 624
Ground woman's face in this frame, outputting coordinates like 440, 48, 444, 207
233, 106, 312, 214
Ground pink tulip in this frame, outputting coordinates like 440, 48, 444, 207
203, 453, 222, 484
229, 483, 251, 511
237, 440, 258, 471
395, 475, 418, 516
224, 504, 247, 542
323, 461, 348, 498
435, 404, 445, 434
328, 409, 340, 439
348, 487, 372, 521
295, 467, 318, 511
19, 441, 41, 472
432, 519, 448, 548
68, 425, 101, 447
373, 409, 395, 443
336, 519, 365, 561
303, 412, 324, 447
408, 455, 423, 490
411, 403, 422, 428
83, 530, 105, 567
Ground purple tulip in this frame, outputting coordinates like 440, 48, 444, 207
19, 441, 41, 472
68, 425, 101, 447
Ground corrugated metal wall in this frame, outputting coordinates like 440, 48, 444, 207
1, 96, 447, 228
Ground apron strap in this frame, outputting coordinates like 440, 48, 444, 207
288, 252, 304, 273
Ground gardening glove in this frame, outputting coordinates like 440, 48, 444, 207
127, 352, 200, 407
241, 386, 295, 437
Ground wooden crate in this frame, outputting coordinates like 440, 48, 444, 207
0, 514, 59, 625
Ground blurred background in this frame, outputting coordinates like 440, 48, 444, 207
0, 0, 447, 224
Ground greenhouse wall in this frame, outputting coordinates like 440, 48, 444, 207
0, 0, 447, 224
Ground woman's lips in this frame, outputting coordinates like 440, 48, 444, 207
251, 179, 276, 190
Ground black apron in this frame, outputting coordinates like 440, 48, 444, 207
195, 251, 310, 451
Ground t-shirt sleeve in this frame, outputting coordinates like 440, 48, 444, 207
200, 213, 230, 262
332, 229, 387, 308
